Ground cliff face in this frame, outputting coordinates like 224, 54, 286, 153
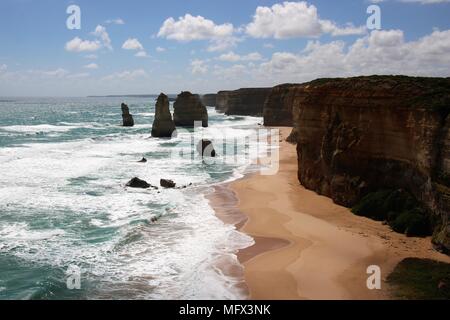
215, 88, 271, 116
263, 84, 298, 126
151, 93, 176, 137
201, 94, 217, 107
289, 76, 450, 252
173, 91, 208, 127
216, 91, 231, 113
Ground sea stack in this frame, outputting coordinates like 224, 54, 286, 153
173, 91, 208, 127
152, 93, 176, 137
121, 103, 134, 127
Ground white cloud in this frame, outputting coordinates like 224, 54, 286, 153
217, 51, 263, 62
122, 38, 144, 50
156, 46, 166, 52
66, 25, 112, 53
263, 43, 275, 48
135, 51, 149, 58
0, 64, 7, 72
213, 64, 249, 79
207, 37, 241, 52
191, 59, 208, 75
106, 18, 125, 25
102, 69, 148, 81
41, 68, 69, 78
65, 37, 101, 52
158, 14, 234, 41
84, 54, 98, 59
246, 1, 366, 39
257, 29, 450, 83
92, 25, 112, 50
67, 72, 90, 79
83, 63, 99, 69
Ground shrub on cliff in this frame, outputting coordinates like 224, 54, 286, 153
352, 189, 431, 237
387, 258, 450, 300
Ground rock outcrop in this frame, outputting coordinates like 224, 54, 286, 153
263, 84, 298, 126
201, 94, 217, 107
214, 88, 271, 116
126, 177, 150, 189
160, 179, 176, 189
152, 93, 176, 137
121, 103, 134, 127
197, 139, 216, 157
173, 91, 208, 127
287, 76, 450, 252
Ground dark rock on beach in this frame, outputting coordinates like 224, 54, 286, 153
126, 177, 150, 189
173, 91, 208, 127
197, 139, 216, 157
121, 103, 135, 127
152, 93, 176, 137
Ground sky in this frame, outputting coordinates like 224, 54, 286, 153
0, 0, 449, 96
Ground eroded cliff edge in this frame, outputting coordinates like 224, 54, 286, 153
283, 76, 450, 252
216, 88, 271, 116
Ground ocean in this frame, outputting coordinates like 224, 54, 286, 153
0, 97, 270, 300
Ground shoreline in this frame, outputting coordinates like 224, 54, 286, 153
209, 127, 450, 300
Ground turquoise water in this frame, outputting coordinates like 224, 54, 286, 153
0, 97, 266, 299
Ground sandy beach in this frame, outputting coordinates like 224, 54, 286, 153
209, 127, 450, 300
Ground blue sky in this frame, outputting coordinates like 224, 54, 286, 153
0, 0, 449, 96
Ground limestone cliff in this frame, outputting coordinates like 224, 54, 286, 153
287, 76, 450, 252
201, 94, 217, 107
173, 91, 208, 127
151, 93, 176, 137
216, 91, 232, 113
263, 84, 299, 126
214, 88, 271, 116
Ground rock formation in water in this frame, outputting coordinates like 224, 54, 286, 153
160, 179, 176, 189
126, 177, 150, 189
201, 94, 217, 107
215, 88, 271, 116
263, 84, 298, 126
152, 93, 176, 137
121, 103, 135, 127
173, 91, 208, 127
197, 139, 216, 157
285, 76, 450, 252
